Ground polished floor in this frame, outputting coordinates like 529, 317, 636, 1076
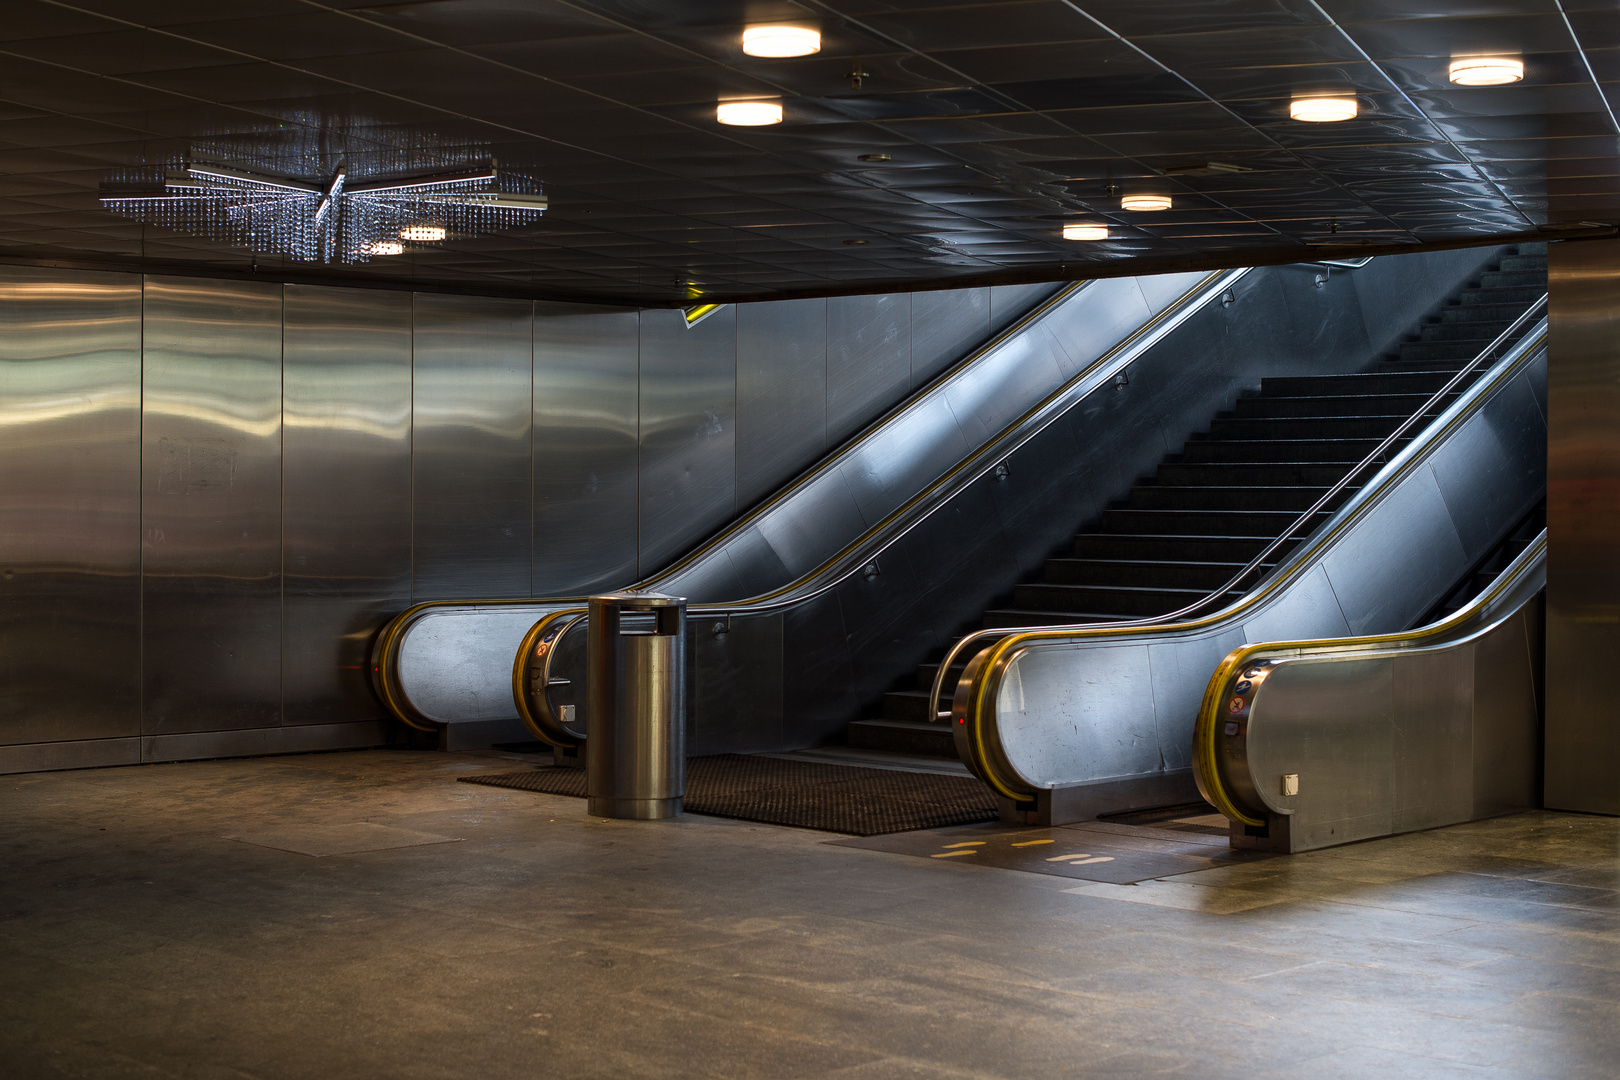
3, 749, 1618, 1080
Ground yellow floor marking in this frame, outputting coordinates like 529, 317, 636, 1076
931, 849, 979, 858
1010, 839, 1054, 847
941, 841, 986, 849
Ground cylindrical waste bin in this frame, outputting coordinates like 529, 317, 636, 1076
585, 591, 687, 819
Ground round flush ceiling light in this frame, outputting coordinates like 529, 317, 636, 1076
717, 99, 783, 126
1449, 56, 1524, 86
1290, 96, 1358, 122
1121, 194, 1171, 211
368, 240, 404, 256
399, 224, 446, 241
1062, 223, 1108, 241
742, 25, 821, 57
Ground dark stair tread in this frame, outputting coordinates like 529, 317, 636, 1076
846, 719, 957, 758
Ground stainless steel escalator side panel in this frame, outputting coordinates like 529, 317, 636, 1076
659, 274, 1204, 602
376, 272, 1225, 726
1199, 537, 1546, 854
971, 330, 1548, 811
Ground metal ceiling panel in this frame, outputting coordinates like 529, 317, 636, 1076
0, 0, 1608, 303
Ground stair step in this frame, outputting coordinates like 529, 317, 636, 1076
1461, 285, 1543, 306
1098, 508, 1333, 535
1072, 533, 1301, 562
915, 659, 972, 692
1123, 484, 1343, 512
1177, 438, 1392, 463
1155, 462, 1354, 486
1397, 340, 1495, 364
1233, 393, 1453, 419
1205, 416, 1404, 440
1261, 371, 1459, 396
1420, 322, 1511, 343
1497, 254, 1548, 273
1042, 558, 1248, 589
881, 689, 938, 723
1440, 303, 1527, 324
1479, 270, 1545, 289
846, 719, 957, 758
1012, 582, 1239, 616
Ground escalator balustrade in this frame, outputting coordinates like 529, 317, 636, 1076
855, 243, 1548, 758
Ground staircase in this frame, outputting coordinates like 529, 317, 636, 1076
848, 244, 1548, 758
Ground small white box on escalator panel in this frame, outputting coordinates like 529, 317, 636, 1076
1282, 774, 1300, 797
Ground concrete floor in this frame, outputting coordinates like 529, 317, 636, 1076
3, 749, 1618, 1080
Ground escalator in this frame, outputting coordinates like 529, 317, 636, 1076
1194, 525, 1546, 854
373, 246, 1525, 768
949, 266, 1547, 824
862, 244, 1549, 758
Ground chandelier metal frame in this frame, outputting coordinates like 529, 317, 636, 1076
100, 157, 547, 264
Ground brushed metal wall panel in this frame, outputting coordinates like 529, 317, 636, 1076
989, 283, 1059, 328
910, 288, 990, 388
0, 267, 141, 745
735, 297, 827, 511
141, 276, 283, 734
1546, 237, 1620, 814
412, 293, 534, 600
638, 305, 736, 575
827, 293, 910, 447
282, 285, 413, 726
533, 303, 639, 596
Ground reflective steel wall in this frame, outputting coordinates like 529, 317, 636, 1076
141, 277, 284, 735
0, 268, 141, 751
283, 286, 413, 726
533, 303, 639, 596
0, 270, 1053, 770
412, 294, 534, 600
1546, 237, 1620, 815
638, 306, 737, 574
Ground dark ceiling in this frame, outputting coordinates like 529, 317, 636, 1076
0, 0, 1616, 305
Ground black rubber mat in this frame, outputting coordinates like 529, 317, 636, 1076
458, 754, 999, 836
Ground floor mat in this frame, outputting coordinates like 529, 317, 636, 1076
459, 754, 999, 836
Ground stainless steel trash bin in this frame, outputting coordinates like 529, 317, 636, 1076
585, 591, 687, 819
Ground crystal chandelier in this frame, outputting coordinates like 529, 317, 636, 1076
100, 154, 546, 264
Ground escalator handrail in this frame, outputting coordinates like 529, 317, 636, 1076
1193, 530, 1547, 826
685, 268, 1250, 617
928, 294, 1549, 733
954, 315, 1548, 802
372, 269, 1250, 724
